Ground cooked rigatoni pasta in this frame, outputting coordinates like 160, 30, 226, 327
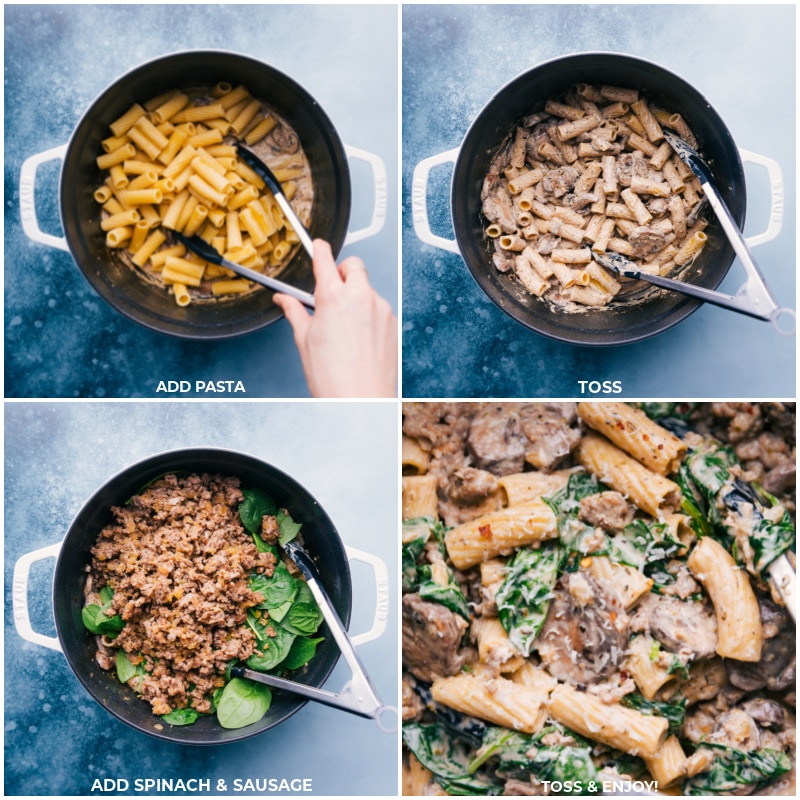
93, 84, 313, 306
402, 402, 795, 796
482, 84, 710, 309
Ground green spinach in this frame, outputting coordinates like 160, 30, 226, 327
249, 562, 298, 609
82, 585, 125, 637
246, 624, 296, 671
683, 744, 791, 795
416, 563, 471, 622
621, 693, 686, 735
496, 544, 559, 656
216, 677, 272, 730
238, 487, 277, 533
403, 722, 503, 795
281, 636, 325, 670
161, 708, 201, 726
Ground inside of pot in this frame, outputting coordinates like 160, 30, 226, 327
60, 52, 351, 339
53, 449, 351, 744
453, 53, 746, 345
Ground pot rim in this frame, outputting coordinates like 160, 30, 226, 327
450, 50, 746, 346
52, 446, 352, 745
57, 49, 351, 340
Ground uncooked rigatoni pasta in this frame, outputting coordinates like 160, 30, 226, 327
94, 84, 314, 306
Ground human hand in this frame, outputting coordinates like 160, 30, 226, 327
273, 240, 398, 398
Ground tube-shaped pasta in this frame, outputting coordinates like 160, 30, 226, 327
402, 435, 430, 475
211, 279, 250, 296
431, 669, 549, 734
472, 617, 524, 674
402, 475, 438, 521
626, 633, 677, 699
577, 402, 687, 475
444, 500, 557, 569
687, 536, 762, 662
644, 735, 687, 787
547, 683, 668, 758
576, 432, 681, 518
497, 470, 573, 507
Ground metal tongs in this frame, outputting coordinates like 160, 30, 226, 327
658, 130, 794, 333
231, 540, 396, 732
236, 144, 314, 258
173, 231, 315, 309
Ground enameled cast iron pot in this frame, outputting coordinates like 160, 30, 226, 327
412, 52, 783, 345
20, 50, 385, 340
13, 448, 385, 745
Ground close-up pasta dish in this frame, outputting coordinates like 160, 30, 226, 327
83, 472, 324, 729
402, 402, 795, 795
482, 85, 709, 309
93, 83, 313, 306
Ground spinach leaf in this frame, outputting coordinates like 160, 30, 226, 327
403, 722, 503, 795
416, 562, 471, 622
161, 708, 200, 726
281, 636, 325, 670
542, 473, 609, 566
266, 598, 294, 624
239, 488, 277, 534
635, 403, 696, 421
526, 744, 597, 790
280, 603, 322, 636
468, 724, 597, 792
683, 745, 791, 795
608, 519, 683, 569
216, 677, 272, 729
246, 625, 296, 671
621, 693, 686, 735
750, 509, 795, 575
496, 544, 559, 656
82, 586, 125, 637
245, 610, 271, 645
682, 443, 795, 575
251, 532, 278, 556
402, 517, 435, 592
276, 509, 302, 545
116, 650, 145, 689
249, 562, 297, 609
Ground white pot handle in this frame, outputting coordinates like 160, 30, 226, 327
19, 144, 70, 252
411, 146, 461, 254
740, 148, 783, 248
13, 542, 63, 652
343, 144, 387, 246
345, 545, 390, 647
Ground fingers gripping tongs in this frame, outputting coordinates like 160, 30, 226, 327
661, 130, 795, 333
231, 540, 396, 732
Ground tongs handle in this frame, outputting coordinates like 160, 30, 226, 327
700, 180, 794, 332
273, 541, 396, 729
283, 543, 374, 684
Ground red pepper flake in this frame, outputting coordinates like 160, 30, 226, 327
479, 524, 493, 538
658, 443, 664, 450
642, 433, 649, 441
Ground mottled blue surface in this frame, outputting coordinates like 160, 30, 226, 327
4, 4, 398, 398
4, 401, 398, 795
402, 4, 796, 398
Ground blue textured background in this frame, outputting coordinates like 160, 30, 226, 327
402, 3, 796, 398
4, 4, 398, 399
4, 401, 398, 795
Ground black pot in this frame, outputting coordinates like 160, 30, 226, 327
52, 448, 352, 745
451, 52, 746, 346
59, 50, 351, 339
